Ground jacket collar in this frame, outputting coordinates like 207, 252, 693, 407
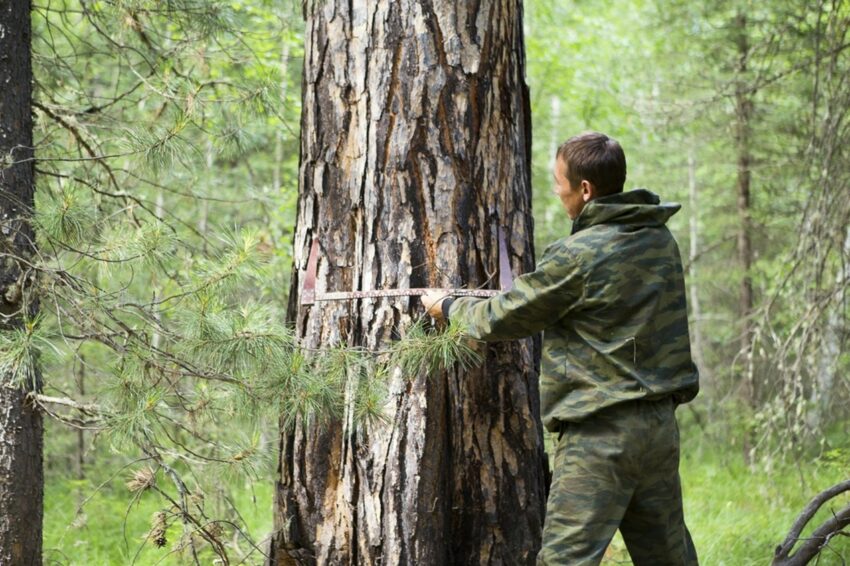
571, 189, 681, 234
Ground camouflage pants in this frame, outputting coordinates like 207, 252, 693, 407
538, 397, 698, 566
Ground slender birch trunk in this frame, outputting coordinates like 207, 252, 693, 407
809, 228, 850, 429
273, 41, 291, 193
734, 11, 756, 407
687, 149, 707, 382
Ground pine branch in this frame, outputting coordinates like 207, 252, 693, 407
773, 480, 850, 565
30, 393, 102, 415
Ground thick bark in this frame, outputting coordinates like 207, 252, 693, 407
0, 0, 44, 564
270, 1, 545, 564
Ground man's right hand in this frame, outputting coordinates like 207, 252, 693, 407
421, 290, 451, 319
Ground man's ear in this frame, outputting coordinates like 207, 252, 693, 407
580, 180, 596, 202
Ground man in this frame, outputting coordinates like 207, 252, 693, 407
422, 132, 700, 565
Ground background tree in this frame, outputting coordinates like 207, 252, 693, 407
269, 1, 546, 563
0, 0, 44, 563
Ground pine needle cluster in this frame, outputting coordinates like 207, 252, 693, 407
391, 318, 483, 378
0, 315, 54, 390
35, 184, 99, 248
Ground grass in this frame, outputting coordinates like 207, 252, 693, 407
679, 439, 849, 565
43, 425, 849, 565
596, 417, 850, 565
44, 474, 273, 565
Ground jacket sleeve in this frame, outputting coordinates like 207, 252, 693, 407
447, 242, 583, 341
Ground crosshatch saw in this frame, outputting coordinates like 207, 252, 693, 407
300, 228, 514, 305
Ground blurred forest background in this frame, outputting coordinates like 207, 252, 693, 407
2, 0, 849, 563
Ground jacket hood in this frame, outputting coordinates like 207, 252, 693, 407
571, 189, 681, 234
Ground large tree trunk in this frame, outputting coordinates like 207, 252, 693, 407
0, 0, 44, 564
270, 1, 545, 564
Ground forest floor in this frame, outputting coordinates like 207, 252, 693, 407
44, 415, 849, 565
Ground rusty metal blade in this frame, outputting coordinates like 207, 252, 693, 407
301, 238, 319, 305
300, 229, 515, 305
498, 227, 513, 291
310, 288, 499, 302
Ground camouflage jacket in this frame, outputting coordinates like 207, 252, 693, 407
447, 189, 699, 431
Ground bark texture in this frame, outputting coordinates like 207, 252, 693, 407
270, 1, 545, 564
0, 0, 44, 564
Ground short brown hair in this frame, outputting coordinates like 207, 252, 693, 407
556, 132, 627, 195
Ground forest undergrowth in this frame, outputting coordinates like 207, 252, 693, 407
44, 406, 850, 565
